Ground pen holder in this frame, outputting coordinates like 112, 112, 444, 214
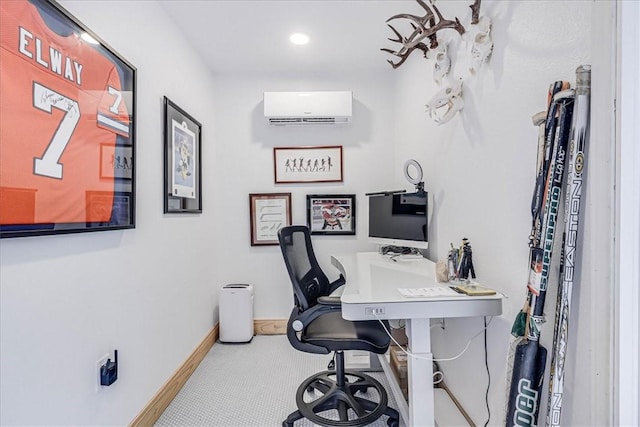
435, 261, 449, 282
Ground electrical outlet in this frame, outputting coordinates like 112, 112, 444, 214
95, 353, 110, 392
365, 307, 385, 316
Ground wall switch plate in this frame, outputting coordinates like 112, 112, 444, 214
96, 354, 110, 392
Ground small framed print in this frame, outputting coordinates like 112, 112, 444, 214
306, 194, 356, 235
274, 146, 343, 184
249, 193, 292, 246
163, 97, 202, 213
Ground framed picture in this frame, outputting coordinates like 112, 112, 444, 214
249, 193, 292, 246
274, 146, 343, 184
306, 194, 356, 235
0, 0, 136, 238
163, 97, 202, 213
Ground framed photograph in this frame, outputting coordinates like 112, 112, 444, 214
249, 193, 292, 246
0, 0, 136, 238
306, 194, 356, 235
163, 97, 202, 213
274, 146, 343, 184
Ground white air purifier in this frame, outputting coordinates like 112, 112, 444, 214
219, 284, 254, 343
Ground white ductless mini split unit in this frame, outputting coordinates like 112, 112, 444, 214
264, 91, 352, 125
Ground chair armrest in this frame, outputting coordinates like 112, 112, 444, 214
328, 274, 345, 295
317, 296, 341, 306
287, 302, 342, 355
293, 301, 341, 329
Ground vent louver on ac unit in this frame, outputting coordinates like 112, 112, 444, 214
263, 91, 352, 126
268, 117, 345, 125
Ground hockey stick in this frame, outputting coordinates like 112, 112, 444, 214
545, 65, 591, 427
509, 81, 566, 340
505, 81, 566, 416
506, 89, 575, 427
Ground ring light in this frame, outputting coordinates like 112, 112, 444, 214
404, 159, 423, 185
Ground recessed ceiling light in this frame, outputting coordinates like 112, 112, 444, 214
289, 33, 309, 45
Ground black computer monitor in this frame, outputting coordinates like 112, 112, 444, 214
368, 191, 428, 250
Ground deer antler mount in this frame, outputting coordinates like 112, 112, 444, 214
381, 0, 481, 69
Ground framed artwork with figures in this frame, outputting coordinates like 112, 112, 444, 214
273, 146, 343, 184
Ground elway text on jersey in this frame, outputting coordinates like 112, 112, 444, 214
18, 27, 84, 86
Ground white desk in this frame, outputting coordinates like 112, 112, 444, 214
331, 252, 503, 427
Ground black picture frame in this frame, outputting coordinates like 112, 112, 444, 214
163, 97, 202, 213
0, 0, 136, 238
306, 194, 356, 235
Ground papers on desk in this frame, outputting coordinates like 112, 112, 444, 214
398, 286, 463, 298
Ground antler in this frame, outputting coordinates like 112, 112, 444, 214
470, 0, 482, 25
380, 23, 429, 69
391, 0, 466, 48
382, 0, 466, 69
386, 0, 437, 42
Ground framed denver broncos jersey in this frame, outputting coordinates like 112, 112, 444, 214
0, 0, 136, 238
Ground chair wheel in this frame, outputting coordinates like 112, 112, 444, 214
384, 406, 400, 427
350, 384, 369, 395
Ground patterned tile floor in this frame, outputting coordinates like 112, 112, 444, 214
156, 335, 402, 427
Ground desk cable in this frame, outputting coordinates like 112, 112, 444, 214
375, 313, 494, 387
377, 314, 494, 425
375, 313, 494, 363
482, 316, 491, 427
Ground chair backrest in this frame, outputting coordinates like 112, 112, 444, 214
277, 225, 333, 312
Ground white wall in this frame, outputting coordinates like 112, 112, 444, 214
211, 71, 397, 318
0, 1, 220, 425
392, 1, 614, 426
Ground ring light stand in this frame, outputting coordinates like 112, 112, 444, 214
404, 159, 425, 194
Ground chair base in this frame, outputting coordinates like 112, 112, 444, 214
283, 368, 399, 427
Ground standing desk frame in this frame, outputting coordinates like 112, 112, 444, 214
331, 252, 503, 427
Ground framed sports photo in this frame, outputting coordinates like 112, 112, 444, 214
306, 194, 356, 235
0, 0, 136, 238
163, 97, 202, 214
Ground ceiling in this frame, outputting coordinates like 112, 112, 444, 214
158, 0, 417, 74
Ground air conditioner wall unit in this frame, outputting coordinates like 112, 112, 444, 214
263, 91, 352, 125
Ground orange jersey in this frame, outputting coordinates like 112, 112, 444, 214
0, 0, 130, 225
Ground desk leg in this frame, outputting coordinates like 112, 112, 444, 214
406, 318, 434, 427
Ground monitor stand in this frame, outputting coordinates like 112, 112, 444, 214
379, 245, 413, 255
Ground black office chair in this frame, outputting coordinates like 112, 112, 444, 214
277, 225, 400, 427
